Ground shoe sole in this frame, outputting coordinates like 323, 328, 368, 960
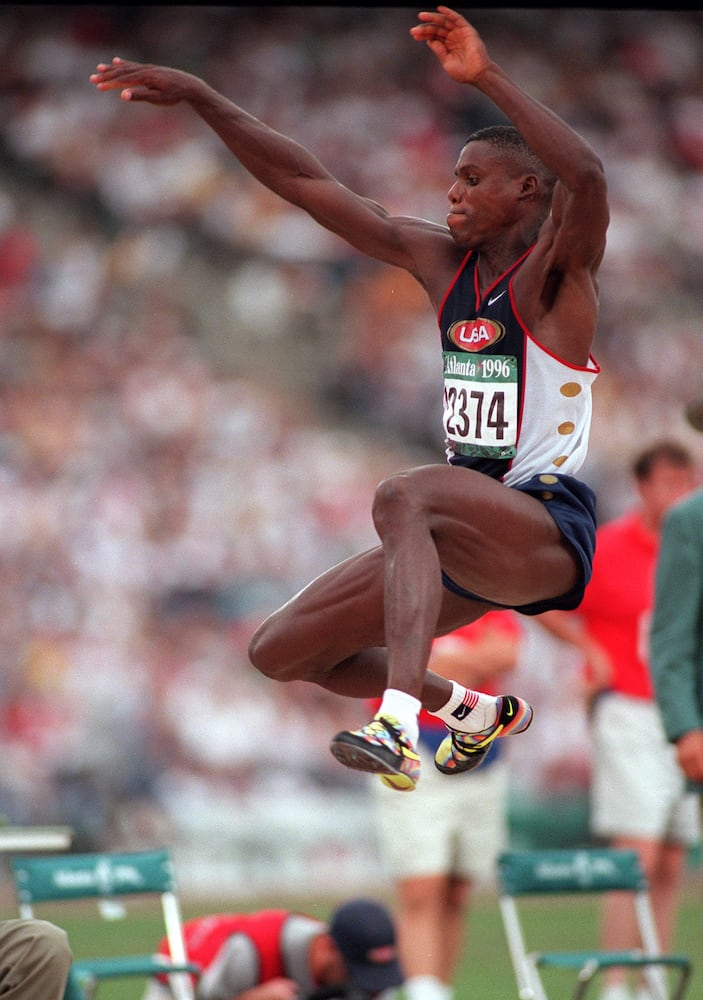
379, 772, 416, 792
434, 743, 489, 775
330, 733, 418, 790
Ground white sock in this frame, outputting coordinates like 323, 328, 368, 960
377, 689, 421, 746
429, 680, 498, 733
403, 975, 453, 1000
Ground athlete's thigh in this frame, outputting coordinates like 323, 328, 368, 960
411, 464, 579, 605
251, 545, 387, 674
251, 540, 487, 676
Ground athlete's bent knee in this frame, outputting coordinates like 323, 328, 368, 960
372, 472, 422, 536
248, 618, 279, 679
248, 614, 304, 683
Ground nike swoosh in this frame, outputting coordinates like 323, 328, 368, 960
505, 700, 514, 717
487, 290, 506, 306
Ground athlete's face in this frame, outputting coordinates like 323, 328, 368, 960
446, 141, 529, 247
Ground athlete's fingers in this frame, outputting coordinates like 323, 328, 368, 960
90, 57, 149, 87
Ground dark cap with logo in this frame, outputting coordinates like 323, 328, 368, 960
329, 898, 404, 994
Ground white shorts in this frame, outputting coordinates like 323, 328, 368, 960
590, 693, 701, 845
370, 744, 509, 885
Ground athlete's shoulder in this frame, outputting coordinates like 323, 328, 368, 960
396, 221, 468, 308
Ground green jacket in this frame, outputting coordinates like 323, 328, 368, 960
650, 487, 703, 791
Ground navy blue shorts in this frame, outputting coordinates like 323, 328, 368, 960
441, 472, 597, 616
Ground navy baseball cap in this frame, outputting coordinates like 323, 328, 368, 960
329, 898, 404, 994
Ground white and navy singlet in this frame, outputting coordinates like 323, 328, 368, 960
438, 246, 600, 487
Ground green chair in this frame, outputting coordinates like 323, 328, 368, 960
497, 848, 692, 1000
11, 848, 201, 1000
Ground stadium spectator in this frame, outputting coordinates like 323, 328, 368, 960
370, 613, 522, 1000
651, 400, 703, 792
538, 440, 701, 1000
90, 5, 607, 793
0, 918, 73, 1000
142, 898, 403, 1000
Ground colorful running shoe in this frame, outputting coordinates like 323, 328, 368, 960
434, 695, 533, 774
330, 713, 421, 791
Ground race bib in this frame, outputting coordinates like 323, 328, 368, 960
442, 351, 518, 458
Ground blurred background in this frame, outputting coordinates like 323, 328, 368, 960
0, 4, 702, 899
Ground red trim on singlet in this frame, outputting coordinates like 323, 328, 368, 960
436, 249, 473, 327
508, 281, 601, 373
436, 245, 536, 331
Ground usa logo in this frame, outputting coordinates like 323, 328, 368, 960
448, 317, 506, 352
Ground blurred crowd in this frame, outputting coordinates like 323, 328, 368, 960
0, 5, 702, 892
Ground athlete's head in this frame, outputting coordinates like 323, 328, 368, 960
447, 124, 556, 248
464, 125, 556, 205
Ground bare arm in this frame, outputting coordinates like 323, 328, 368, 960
90, 59, 452, 283
411, 7, 609, 360
537, 610, 613, 709
410, 7, 608, 271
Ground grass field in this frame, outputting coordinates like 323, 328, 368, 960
27, 878, 703, 999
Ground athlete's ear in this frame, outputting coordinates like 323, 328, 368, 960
519, 174, 539, 197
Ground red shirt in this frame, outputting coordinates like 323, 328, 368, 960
577, 510, 657, 699
156, 910, 305, 987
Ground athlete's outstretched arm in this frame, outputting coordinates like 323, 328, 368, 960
411, 6, 608, 271
90, 58, 447, 272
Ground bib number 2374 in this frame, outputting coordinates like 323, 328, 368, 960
442, 352, 518, 458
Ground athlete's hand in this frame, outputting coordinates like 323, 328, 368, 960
90, 57, 207, 106
410, 6, 491, 85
